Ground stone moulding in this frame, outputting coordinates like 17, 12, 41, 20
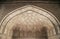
0, 5, 60, 39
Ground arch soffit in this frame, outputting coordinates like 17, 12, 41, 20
0, 5, 59, 34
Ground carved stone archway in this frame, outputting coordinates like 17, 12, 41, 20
0, 5, 60, 39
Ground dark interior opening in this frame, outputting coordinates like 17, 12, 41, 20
12, 27, 20, 39
40, 27, 48, 39
12, 26, 48, 39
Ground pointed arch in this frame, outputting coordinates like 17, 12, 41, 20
0, 5, 59, 39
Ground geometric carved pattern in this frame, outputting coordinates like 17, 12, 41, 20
0, 5, 59, 39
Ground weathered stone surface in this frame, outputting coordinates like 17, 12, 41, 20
0, 3, 60, 39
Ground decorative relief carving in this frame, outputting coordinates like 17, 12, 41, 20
0, 5, 59, 39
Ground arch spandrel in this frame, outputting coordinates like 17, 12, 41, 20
0, 5, 59, 39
